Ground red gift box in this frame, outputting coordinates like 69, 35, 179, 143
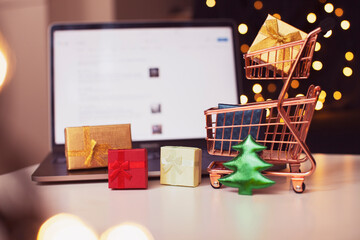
108, 148, 148, 189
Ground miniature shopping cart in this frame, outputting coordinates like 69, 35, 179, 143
204, 27, 322, 193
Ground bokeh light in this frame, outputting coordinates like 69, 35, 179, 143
307, 13, 317, 23
0, 50, 8, 88
252, 83, 262, 93
37, 213, 98, 240
315, 42, 321, 51
100, 223, 154, 240
265, 108, 270, 117
238, 23, 248, 34
240, 44, 249, 53
323, 30, 332, 38
206, 0, 216, 8
315, 101, 323, 110
296, 93, 305, 97
345, 52, 354, 61
324, 3, 334, 13
273, 13, 281, 19
254, 1, 263, 10
333, 91, 342, 100
335, 8, 344, 17
291, 80, 300, 89
240, 94, 248, 104
312, 61, 323, 71
267, 83, 277, 93
318, 90, 327, 103
341, 20, 350, 30
343, 67, 353, 77
254, 93, 264, 102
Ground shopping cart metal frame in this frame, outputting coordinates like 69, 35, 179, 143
205, 27, 322, 193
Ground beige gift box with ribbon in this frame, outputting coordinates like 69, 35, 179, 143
160, 146, 202, 187
65, 124, 132, 170
248, 14, 308, 74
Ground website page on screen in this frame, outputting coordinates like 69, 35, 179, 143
53, 27, 238, 144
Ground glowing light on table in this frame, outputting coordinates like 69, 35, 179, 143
341, 20, 350, 30
333, 91, 342, 100
252, 83, 262, 94
0, 50, 8, 88
206, 0, 216, 8
315, 42, 321, 51
273, 13, 281, 19
100, 223, 154, 240
240, 44, 249, 53
254, 1, 263, 10
267, 83, 276, 93
324, 3, 334, 13
335, 8, 344, 17
315, 101, 323, 110
240, 94, 248, 104
238, 23, 248, 34
291, 80, 299, 89
312, 61, 323, 71
345, 52, 354, 61
323, 30, 332, 38
37, 213, 98, 240
343, 67, 352, 77
307, 13, 317, 23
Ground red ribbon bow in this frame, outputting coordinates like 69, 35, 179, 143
109, 161, 132, 187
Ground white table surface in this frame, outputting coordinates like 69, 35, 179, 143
1, 153, 360, 240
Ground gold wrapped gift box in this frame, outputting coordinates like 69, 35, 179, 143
160, 146, 202, 187
65, 124, 132, 170
248, 14, 307, 74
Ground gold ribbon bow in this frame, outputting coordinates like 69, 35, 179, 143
163, 151, 183, 175
249, 19, 302, 71
67, 126, 111, 167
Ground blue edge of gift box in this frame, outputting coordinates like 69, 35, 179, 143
214, 103, 266, 151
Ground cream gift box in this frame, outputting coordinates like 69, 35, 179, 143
160, 146, 202, 187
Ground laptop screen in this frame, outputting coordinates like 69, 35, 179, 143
51, 21, 241, 148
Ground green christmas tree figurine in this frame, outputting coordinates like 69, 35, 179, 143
218, 135, 275, 195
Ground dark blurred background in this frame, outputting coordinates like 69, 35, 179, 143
0, 0, 359, 176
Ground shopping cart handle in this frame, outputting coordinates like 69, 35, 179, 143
319, 17, 335, 34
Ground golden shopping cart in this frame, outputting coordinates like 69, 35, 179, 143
205, 27, 322, 193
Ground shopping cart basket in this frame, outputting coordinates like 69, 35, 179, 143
205, 28, 322, 193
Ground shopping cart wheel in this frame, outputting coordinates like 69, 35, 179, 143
293, 182, 306, 193
211, 180, 222, 189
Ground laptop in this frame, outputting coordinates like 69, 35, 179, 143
31, 20, 242, 183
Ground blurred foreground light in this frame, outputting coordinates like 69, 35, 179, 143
273, 13, 281, 19
0, 50, 7, 88
206, 0, 216, 8
252, 83, 262, 93
291, 80, 299, 89
315, 101, 323, 110
238, 23, 248, 34
341, 20, 350, 30
100, 223, 154, 240
255, 93, 264, 102
335, 8, 344, 17
240, 44, 249, 53
312, 61, 323, 71
319, 90, 326, 100
240, 94, 248, 104
267, 83, 276, 93
345, 52, 354, 61
315, 42, 321, 51
324, 3, 334, 13
37, 213, 98, 240
333, 91, 342, 100
254, 1, 263, 10
343, 67, 352, 77
323, 30, 332, 38
307, 13, 317, 23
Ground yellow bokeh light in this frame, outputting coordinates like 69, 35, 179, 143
206, 0, 216, 8
324, 3, 334, 13
333, 91, 342, 100
37, 213, 98, 240
267, 83, 277, 93
296, 93, 305, 97
315, 42, 321, 51
341, 20, 350, 30
100, 223, 154, 240
291, 80, 300, 89
252, 83, 262, 93
343, 67, 353, 77
345, 52, 354, 61
312, 61, 323, 71
240, 94, 248, 105
255, 94, 265, 102
240, 44, 249, 53
254, 1, 263, 10
0, 50, 8, 88
285, 93, 289, 99
319, 90, 327, 100
335, 8, 344, 17
315, 101, 323, 110
323, 30, 332, 38
273, 13, 281, 19
307, 13, 317, 23
238, 23, 248, 34
266, 108, 270, 117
